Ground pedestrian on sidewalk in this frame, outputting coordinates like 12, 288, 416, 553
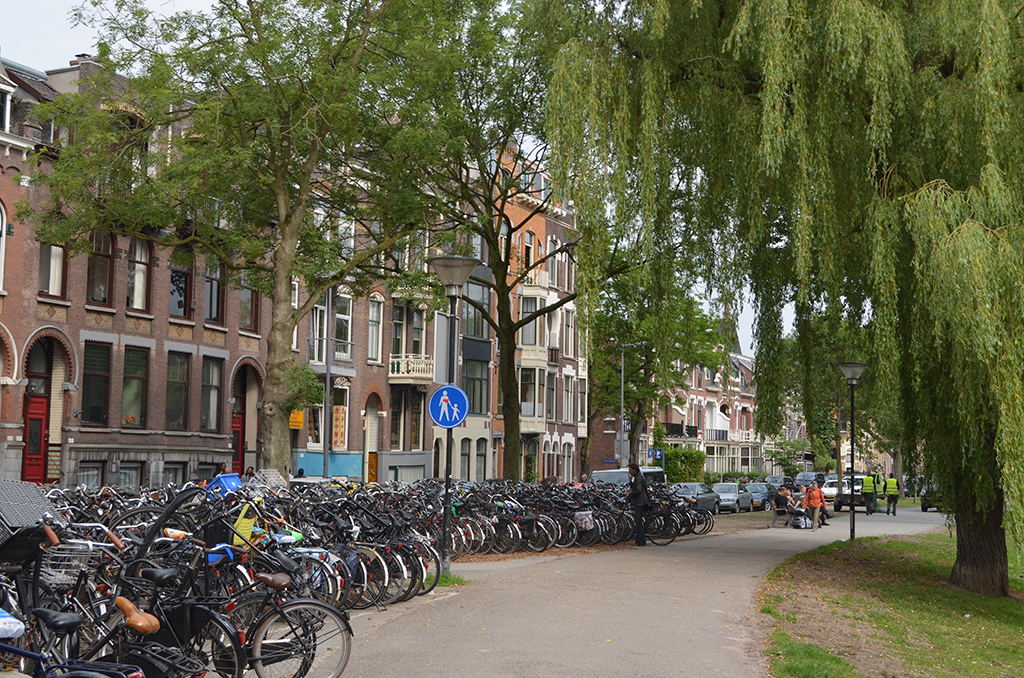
885, 473, 900, 515
803, 481, 826, 531
861, 473, 877, 515
627, 463, 650, 546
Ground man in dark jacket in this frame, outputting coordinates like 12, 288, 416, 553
627, 464, 650, 546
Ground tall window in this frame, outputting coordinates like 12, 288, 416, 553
335, 294, 352, 361
239, 285, 258, 332
166, 353, 189, 430
538, 371, 545, 418
410, 393, 422, 450
204, 261, 224, 323
546, 373, 555, 420
38, 243, 66, 298
524, 231, 534, 268
460, 439, 471, 481
390, 391, 404, 450
564, 376, 574, 423
463, 360, 489, 415
520, 297, 537, 345
291, 280, 299, 350
86, 232, 114, 305
464, 283, 489, 339
392, 305, 405, 354
200, 358, 222, 431
411, 310, 424, 354
564, 310, 576, 357
307, 405, 323, 448
121, 348, 148, 428
126, 237, 150, 311
311, 295, 327, 363
368, 298, 383, 362
0, 202, 7, 291
579, 378, 587, 423
169, 247, 192, 319
82, 343, 110, 426
520, 368, 535, 417
476, 439, 487, 481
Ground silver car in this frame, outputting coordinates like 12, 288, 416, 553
712, 482, 754, 513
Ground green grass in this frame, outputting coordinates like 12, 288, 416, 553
434, 572, 468, 587
762, 533, 1024, 678
766, 632, 867, 678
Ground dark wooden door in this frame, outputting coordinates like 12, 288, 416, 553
23, 396, 48, 483
231, 411, 244, 475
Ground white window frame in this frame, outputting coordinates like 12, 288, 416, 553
291, 280, 300, 350
368, 296, 384, 363
311, 296, 328, 364
0, 201, 7, 292
334, 293, 352, 362
307, 403, 324, 450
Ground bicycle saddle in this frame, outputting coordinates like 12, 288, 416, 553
140, 568, 179, 587
254, 572, 292, 591
114, 597, 160, 636
32, 608, 83, 632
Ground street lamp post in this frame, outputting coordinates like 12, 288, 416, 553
427, 256, 481, 574
838, 362, 867, 541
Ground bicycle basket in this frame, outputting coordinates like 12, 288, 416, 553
573, 511, 595, 530
40, 543, 112, 586
233, 503, 258, 546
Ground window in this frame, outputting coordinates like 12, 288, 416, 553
204, 261, 224, 323
121, 348, 148, 428
169, 248, 192, 318
520, 297, 537, 345
291, 280, 299, 350
476, 439, 487, 481
520, 368, 535, 417
26, 342, 50, 396
311, 295, 327, 363
547, 373, 555, 420
86, 232, 114, 305
579, 378, 587, 423
82, 343, 110, 426
38, 243, 66, 298
463, 360, 489, 415
564, 310, 576, 358
200, 358, 222, 431
460, 439, 471, 481
332, 388, 349, 449
524, 231, 534, 268
78, 462, 103, 490
166, 353, 189, 430
163, 463, 185, 486
119, 462, 142, 492
335, 294, 352, 361
239, 285, 258, 332
464, 283, 489, 339
410, 392, 423, 450
393, 305, 405, 355
368, 298, 383, 362
411, 310, 424, 355
538, 370, 545, 418
564, 376, 573, 423
126, 237, 150, 311
0, 202, 7, 291
307, 404, 323, 448
390, 390, 404, 450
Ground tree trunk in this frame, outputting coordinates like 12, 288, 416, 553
497, 327, 522, 480
950, 494, 1009, 596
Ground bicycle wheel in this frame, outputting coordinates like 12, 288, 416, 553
163, 603, 245, 678
647, 513, 677, 546
251, 599, 351, 678
414, 543, 441, 597
553, 515, 577, 548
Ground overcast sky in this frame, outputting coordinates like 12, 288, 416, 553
3, 0, 774, 355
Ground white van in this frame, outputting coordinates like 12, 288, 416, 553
589, 466, 666, 485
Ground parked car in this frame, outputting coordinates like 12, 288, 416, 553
821, 478, 841, 500
590, 467, 667, 486
765, 475, 796, 492
794, 471, 826, 491
671, 482, 721, 514
745, 482, 778, 511
920, 483, 944, 512
833, 475, 868, 512
712, 483, 754, 513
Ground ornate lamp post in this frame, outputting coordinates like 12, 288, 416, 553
838, 362, 867, 541
427, 256, 481, 573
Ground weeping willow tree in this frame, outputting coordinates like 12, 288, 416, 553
540, 0, 1024, 595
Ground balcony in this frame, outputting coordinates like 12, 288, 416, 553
729, 429, 756, 443
389, 353, 434, 384
308, 338, 355, 367
522, 268, 548, 289
704, 428, 729, 442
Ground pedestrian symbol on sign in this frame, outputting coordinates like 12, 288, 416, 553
429, 385, 469, 429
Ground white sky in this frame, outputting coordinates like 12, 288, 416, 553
3, 0, 779, 355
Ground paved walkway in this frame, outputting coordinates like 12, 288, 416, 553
345, 508, 947, 677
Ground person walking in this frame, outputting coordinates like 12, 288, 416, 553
861, 473, 876, 515
627, 464, 650, 546
885, 473, 900, 515
803, 481, 826, 531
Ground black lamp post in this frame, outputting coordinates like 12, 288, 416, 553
838, 362, 867, 541
427, 256, 481, 574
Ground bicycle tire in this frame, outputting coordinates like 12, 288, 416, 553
414, 543, 441, 596
162, 602, 245, 678
250, 598, 351, 678
553, 515, 577, 547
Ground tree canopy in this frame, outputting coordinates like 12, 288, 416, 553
541, 0, 1024, 595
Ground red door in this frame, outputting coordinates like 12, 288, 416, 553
23, 396, 48, 483
231, 411, 244, 474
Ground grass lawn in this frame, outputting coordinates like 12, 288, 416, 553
759, 529, 1024, 677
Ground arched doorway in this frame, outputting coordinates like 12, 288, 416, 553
364, 394, 381, 482
23, 337, 68, 483
231, 364, 262, 474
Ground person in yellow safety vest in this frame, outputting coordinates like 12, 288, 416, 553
884, 473, 900, 516
861, 473, 877, 515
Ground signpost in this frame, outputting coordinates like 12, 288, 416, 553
429, 385, 469, 429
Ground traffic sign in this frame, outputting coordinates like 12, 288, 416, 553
654, 448, 663, 460
429, 385, 469, 429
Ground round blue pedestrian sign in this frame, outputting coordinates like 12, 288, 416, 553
429, 385, 469, 429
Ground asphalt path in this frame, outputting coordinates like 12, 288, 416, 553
345, 507, 948, 678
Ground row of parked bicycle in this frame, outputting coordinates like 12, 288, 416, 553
0, 473, 716, 678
